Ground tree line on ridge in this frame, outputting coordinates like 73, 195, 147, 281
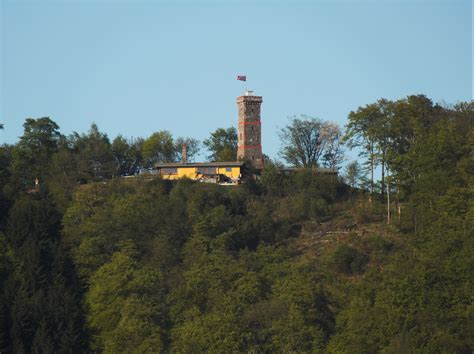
0, 94, 472, 353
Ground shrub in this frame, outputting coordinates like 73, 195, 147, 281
352, 200, 385, 223
329, 244, 368, 274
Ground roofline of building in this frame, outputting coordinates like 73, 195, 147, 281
154, 161, 245, 168
152, 162, 337, 173
281, 167, 338, 173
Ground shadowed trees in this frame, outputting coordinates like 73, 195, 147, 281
1, 192, 87, 353
8, 118, 61, 194
0, 96, 472, 353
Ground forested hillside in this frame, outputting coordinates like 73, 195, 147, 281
0, 95, 472, 353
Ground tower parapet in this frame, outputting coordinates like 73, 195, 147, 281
237, 92, 263, 169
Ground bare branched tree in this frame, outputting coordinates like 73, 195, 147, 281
321, 122, 345, 169
175, 137, 200, 163
279, 115, 343, 168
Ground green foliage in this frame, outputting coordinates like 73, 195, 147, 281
279, 115, 327, 167
8, 117, 61, 194
87, 245, 165, 353
260, 160, 289, 198
344, 160, 364, 189
1, 192, 87, 353
169, 244, 333, 353
175, 136, 200, 163
328, 244, 368, 274
0, 96, 472, 353
203, 127, 237, 162
47, 148, 82, 212
329, 221, 473, 353
112, 135, 143, 176
351, 199, 385, 223
328, 97, 473, 352
0, 145, 13, 228
72, 123, 115, 181
142, 130, 176, 166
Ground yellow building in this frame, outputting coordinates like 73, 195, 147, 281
150, 91, 338, 185
154, 162, 244, 184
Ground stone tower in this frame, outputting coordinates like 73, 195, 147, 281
237, 91, 263, 169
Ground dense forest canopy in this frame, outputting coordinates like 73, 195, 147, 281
0, 95, 472, 353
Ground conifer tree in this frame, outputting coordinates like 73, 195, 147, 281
3, 192, 87, 353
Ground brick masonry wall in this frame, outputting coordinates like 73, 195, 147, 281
237, 95, 263, 169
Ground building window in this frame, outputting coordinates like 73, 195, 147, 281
160, 168, 177, 175
197, 167, 217, 175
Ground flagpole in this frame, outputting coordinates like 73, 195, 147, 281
237, 75, 247, 94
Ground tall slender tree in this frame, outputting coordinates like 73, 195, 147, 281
9, 118, 61, 193
345, 105, 380, 199
321, 122, 345, 170
72, 124, 115, 181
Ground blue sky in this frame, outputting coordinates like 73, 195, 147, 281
1, 0, 472, 161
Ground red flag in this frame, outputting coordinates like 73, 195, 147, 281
237, 75, 246, 81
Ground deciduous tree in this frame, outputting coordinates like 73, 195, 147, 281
321, 122, 345, 170
142, 130, 176, 167
112, 135, 143, 176
203, 127, 237, 162
279, 116, 327, 168
72, 124, 115, 181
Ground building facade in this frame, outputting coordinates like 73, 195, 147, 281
153, 162, 244, 184
149, 92, 266, 184
237, 91, 263, 169
147, 91, 339, 184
